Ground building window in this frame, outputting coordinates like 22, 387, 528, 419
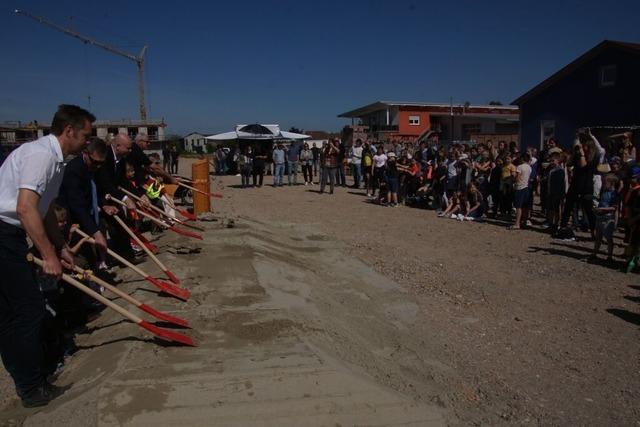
409, 115, 420, 126
599, 65, 617, 87
540, 120, 556, 149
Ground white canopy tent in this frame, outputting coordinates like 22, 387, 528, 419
206, 124, 310, 141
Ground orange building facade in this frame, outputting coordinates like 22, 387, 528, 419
338, 101, 519, 143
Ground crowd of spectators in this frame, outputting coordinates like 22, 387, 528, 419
213, 130, 640, 271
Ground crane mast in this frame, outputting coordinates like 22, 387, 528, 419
15, 9, 148, 120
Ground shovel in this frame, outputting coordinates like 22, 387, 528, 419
177, 181, 223, 199
112, 215, 181, 285
106, 195, 203, 240
119, 186, 205, 232
69, 264, 190, 328
72, 227, 190, 301
27, 254, 195, 346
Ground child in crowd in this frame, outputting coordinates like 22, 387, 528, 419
590, 174, 620, 263
433, 159, 448, 211
371, 145, 387, 199
500, 155, 516, 216
439, 190, 466, 220
362, 143, 374, 195
385, 152, 400, 207
489, 157, 503, 216
41, 203, 92, 378
625, 167, 640, 271
465, 181, 484, 220
546, 152, 566, 234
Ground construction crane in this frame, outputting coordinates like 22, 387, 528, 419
15, 9, 148, 120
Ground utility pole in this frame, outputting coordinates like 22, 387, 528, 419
15, 9, 148, 120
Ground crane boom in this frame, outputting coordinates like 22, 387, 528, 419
15, 9, 148, 120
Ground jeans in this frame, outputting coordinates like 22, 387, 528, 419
320, 167, 337, 193
351, 163, 361, 188
313, 160, 320, 176
0, 221, 46, 397
216, 160, 226, 175
337, 163, 346, 186
241, 167, 252, 187
288, 161, 299, 185
273, 163, 285, 186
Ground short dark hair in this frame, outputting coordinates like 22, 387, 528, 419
51, 104, 96, 136
522, 153, 531, 162
86, 137, 107, 157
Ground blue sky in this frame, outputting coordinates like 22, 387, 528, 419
1, 0, 639, 135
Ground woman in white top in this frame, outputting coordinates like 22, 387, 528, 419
371, 145, 388, 197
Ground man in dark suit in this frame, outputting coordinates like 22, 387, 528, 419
57, 138, 110, 265
131, 133, 177, 187
94, 133, 137, 261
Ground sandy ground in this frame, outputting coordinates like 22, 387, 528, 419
0, 158, 638, 426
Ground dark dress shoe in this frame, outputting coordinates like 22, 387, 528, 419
21, 383, 65, 408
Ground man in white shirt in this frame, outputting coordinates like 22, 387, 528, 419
511, 153, 532, 230
350, 139, 363, 189
0, 104, 95, 407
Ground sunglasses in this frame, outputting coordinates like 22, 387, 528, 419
87, 154, 105, 166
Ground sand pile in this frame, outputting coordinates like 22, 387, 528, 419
0, 216, 450, 426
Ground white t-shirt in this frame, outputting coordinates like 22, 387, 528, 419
0, 134, 66, 227
373, 154, 387, 168
515, 163, 532, 190
447, 160, 458, 178
351, 146, 363, 165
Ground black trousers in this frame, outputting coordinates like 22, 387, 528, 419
0, 221, 46, 397
103, 213, 134, 263
252, 167, 264, 186
302, 164, 313, 183
561, 190, 595, 231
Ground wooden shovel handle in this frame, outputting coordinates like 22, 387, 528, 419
72, 228, 147, 278
112, 215, 169, 272
118, 186, 175, 221
27, 254, 142, 324
106, 195, 169, 229
70, 264, 141, 308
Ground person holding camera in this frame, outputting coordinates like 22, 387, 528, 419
320, 139, 339, 194
558, 128, 605, 236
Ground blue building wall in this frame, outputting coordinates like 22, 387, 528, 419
519, 47, 640, 151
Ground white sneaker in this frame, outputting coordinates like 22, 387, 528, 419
458, 214, 465, 221
465, 216, 474, 221
526, 220, 533, 226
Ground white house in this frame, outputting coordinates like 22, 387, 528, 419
183, 132, 208, 153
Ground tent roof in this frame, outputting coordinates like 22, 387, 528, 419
206, 124, 310, 141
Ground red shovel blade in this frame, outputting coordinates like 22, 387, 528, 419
138, 303, 190, 328
169, 226, 203, 240
146, 276, 190, 301
177, 209, 197, 221
164, 270, 181, 285
139, 320, 196, 346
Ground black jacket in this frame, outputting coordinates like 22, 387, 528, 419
94, 146, 128, 205
57, 155, 100, 235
